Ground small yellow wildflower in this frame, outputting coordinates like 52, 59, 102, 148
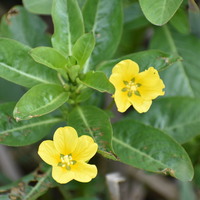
109, 59, 165, 113
38, 126, 98, 184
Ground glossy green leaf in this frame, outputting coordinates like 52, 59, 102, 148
98, 50, 181, 77
14, 84, 69, 120
0, 38, 59, 88
80, 71, 114, 93
0, 6, 50, 47
23, 0, 53, 15
139, 0, 183, 25
51, 0, 84, 57
188, 0, 200, 38
113, 119, 194, 181
72, 33, 95, 68
127, 97, 200, 144
68, 106, 116, 160
0, 102, 63, 146
150, 25, 200, 97
82, 0, 123, 70
0, 167, 55, 200
30, 47, 68, 71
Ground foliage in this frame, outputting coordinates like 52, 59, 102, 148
0, 0, 200, 199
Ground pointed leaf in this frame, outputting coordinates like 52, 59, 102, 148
0, 102, 63, 146
51, 0, 84, 57
30, 47, 68, 71
0, 38, 59, 88
98, 50, 181, 77
14, 84, 69, 120
22, 0, 53, 15
0, 6, 50, 47
82, 0, 123, 70
139, 0, 183, 25
72, 33, 95, 68
127, 97, 200, 144
68, 106, 116, 160
113, 119, 193, 181
80, 71, 114, 93
150, 25, 200, 97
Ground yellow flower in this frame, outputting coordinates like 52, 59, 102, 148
109, 59, 165, 113
38, 126, 98, 184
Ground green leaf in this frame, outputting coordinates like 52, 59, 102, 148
139, 0, 183, 25
51, 0, 84, 57
170, 8, 189, 35
113, 119, 194, 181
0, 102, 63, 146
82, 0, 123, 70
72, 33, 95, 68
0, 167, 56, 200
68, 106, 116, 160
77, 0, 87, 8
80, 71, 114, 93
126, 97, 200, 144
98, 49, 181, 77
0, 38, 59, 88
30, 47, 68, 71
0, 6, 50, 47
22, 0, 53, 15
150, 25, 200, 97
0, 79, 24, 102
188, 0, 200, 38
14, 84, 69, 120
123, 2, 149, 30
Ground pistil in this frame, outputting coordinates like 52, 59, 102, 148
58, 154, 77, 170
121, 78, 141, 97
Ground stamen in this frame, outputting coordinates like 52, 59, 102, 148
128, 91, 132, 97
122, 78, 141, 97
121, 87, 127, 92
123, 80, 129, 85
131, 78, 135, 82
58, 154, 76, 170
134, 91, 141, 96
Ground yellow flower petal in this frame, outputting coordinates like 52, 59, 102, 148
52, 166, 74, 184
73, 135, 98, 162
112, 59, 139, 78
137, 67, 165, 99
109, 60, 140, 93
72, 162, 97, 182
109, 74, 125, 91
38, 140, 60, 166
109, 60, 165, 113
129, 96, 152, 113
53, 126, 78, 155
114, 90, 131, 112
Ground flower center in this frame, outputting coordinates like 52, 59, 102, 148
121, 78, 141, 97
58, 154, 76, 170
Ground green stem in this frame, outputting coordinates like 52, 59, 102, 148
58, 73, 67, 86
163, 25, 178, 55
